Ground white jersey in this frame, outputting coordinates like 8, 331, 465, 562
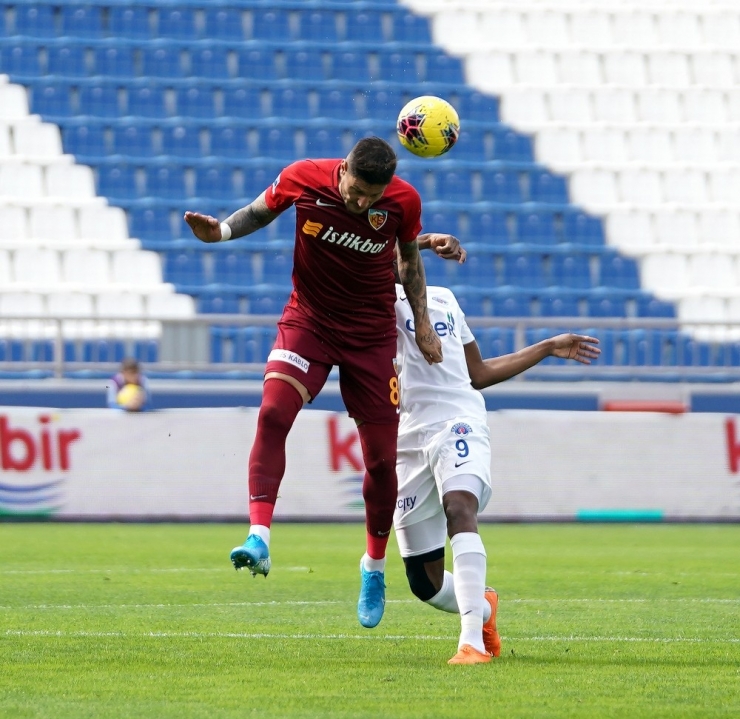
395, 284, 486, 434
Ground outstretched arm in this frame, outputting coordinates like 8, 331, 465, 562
184, 192, 280, 244
464, 334, 600, 390
416, 233, 467, 263
397, 239, 443, 365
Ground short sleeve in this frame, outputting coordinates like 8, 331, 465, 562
460, 313, 475, 345
397, 186, 422, 244
263, 161, 307, 214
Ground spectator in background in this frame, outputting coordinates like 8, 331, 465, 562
107, 358, 151, 412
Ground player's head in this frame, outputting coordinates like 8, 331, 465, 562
121, 357, 141, 384
339, 137, 397, 214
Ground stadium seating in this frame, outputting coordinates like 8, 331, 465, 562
1, 0, 737, 373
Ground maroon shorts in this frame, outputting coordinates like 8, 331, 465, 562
265, 310, 399, 425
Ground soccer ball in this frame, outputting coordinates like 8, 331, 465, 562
396, 96, 460, 158
117, 383, 143, 408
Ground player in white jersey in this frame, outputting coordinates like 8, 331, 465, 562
394, 241, 600, 664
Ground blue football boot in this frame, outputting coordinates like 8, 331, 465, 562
357, 561, 386, 628
230, 535, 271, 577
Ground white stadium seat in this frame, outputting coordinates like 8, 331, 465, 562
656, 13, 703, 50
0, 124, 11, 156
689, 253, 738, 290
548, 89, 593, 123
111, 250, 163, 288
535, 128, 582, 170
466, 52, 514, 92
570, 12, 613, 49
591, 89, 637, 123
0, 291, 49, 338
431, 11, 478, 54
570, 170, 619, 211
0, 249, 11, 284
671, 129, 718, 164
698, 211, 740, 246
716, 129, 740, 163
47, 291, 96, 338
691, 53, 735, 89
146, 293, 196, 319
618, 170, 663, 206
500, 90, 547, 129
524, 11, 570, 49
635, 89, 682, 123
556, 51, 602, 85
708, 170, 740, 204
612, 12, 658, 50
681, 89, 728, 123
652, 210, 700, 248
606, 210, 654, 252
0, 162, 44, 200
78, 205, 130, 243
602, 52, 648, 88
581, 129, 629, 164
62, 248, 111, 287
647, 52, 692, 87
640, 253, 690, 294
627, 129, 674, 164
515, 51, 558, 86
13, 122, 63, 158
663, 169, 709, 205
0, 84, 29, 121
13, 248, 62, 288
45, 164, 96, 200
0, 205, 28, 241
479, 11, 527, 50
702, 12, 740, 51
29, 205, 78, 242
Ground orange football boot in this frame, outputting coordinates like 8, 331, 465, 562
482, 587, 501, 657
448, 644, 492, 665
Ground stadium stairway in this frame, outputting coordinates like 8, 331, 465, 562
1, 0, 738, 375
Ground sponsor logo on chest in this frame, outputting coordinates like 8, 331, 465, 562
302, 220, 390, 255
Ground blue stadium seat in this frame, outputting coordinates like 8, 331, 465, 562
391, 11, 432, 43
114, 124, 154, 157
516, 211, 558, 245
492, 127, 534, 162
345, 13, 383, 43
146, 165, 187, 198
162, 125, 201, 157
469, 210, 510, 245
204, 8, 245, 41
237, 48, 278, 80
455, 252, 496, 285
158, 9, 197, 40
222, 87, 263, 118
454, 290, 487, 317
305, 128, 344, 158
284, 49, 327, 82
424, 210, 461, 237
503, 253, 546, 288
94, 47, 135, 77
31, 82, 73, 116
129, 207, 172, 241
422, 255, 448, 285
252, 10, 292, 41
127, 86, 168, 118
377, 52, 418, 83
482, 170, 523, 204
190, 48, 230, 79
82, 340, 126, 363
475, 328, 516, 357
166, 250, 206, 286
63, 124, 106, 157
142, 46, 184, 78
202, 293, 241, 314
15, 6, 56, 37
492, 291, 529, 317
362, 88, 404, 121
210, 126, 249, 157
587, 292, 627, 317
538, 289, 581, 317
437, 171, 474, 203
134, 340, 159, 363
0, 43, 42, 75
195, 166, 238, 199
61, 6, 103, 38
237, 327, 278, 363
331, 52, 371, 83
260, 249, 293, 284
599, 253, 640, 290
456, 92, 499, 123
270, 88, 310, 118
109, 7, 151, 40
530, 170, 569, 204
214, 250, 254, 286
243, 163, 283, 199
297, 11, 339, 42
452, 131, 487, 161
316, 89, 357, 119
48, 46, 87, 76
637, 295, 676, 318
97, 165, 138, 199
256, 127, 297, 160
176, 86, 216, 118
79, 84, 120, 116
563, 211, 605, 246
551, 254, 593, 289
425, 52, 464, 84
248, 285, 291, 314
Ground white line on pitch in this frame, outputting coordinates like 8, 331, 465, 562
3, 630, 739, 644
1, 598, 737, 611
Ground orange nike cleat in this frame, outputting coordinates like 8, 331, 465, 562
482, 587, 501, 657
447, 644, 492, 665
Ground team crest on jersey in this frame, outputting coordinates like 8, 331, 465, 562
451, 422, 472, 436
367, 209, 388, 231
271, 174, 281, 193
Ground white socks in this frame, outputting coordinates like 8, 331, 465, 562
450, 532, 488, 653
248, 524, 270, 547
361, 553, 386, 573
426, 571, 459, 613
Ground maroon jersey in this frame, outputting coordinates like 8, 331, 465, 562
263, 158, 422, 341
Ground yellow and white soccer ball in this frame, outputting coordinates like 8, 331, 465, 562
117, 383, 143, 407
396, 96, 460, 158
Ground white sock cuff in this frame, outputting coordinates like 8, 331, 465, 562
450, 531, 486, 559
249, 525, 270, 546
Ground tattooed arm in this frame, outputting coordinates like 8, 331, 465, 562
397, 239, 443, 365
184, 192, 280, 244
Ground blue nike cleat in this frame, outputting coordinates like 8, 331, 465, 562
230, 535, 271, 577
357, 561, 386, 628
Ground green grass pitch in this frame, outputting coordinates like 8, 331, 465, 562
1, 523, 738, 718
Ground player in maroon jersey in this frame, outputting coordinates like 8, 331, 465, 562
185, 137, 460, 628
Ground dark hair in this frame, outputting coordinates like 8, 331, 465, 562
347, 137, 397, 185
121, 357, 140, 372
